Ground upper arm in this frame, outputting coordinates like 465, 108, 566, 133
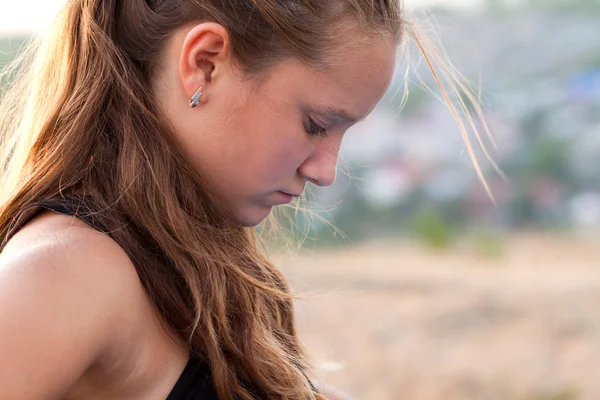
0, 216, 142, 399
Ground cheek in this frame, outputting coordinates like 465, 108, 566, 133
261, 117, 312, 172
265, 141, 305, 175
237, 109, 309, 174
217, 81, 314, 186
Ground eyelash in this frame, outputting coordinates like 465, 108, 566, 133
305, 117, 328, 138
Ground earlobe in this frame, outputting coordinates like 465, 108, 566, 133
179, 22, 230, 106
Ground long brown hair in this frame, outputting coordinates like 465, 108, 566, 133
0, 0, 492, 399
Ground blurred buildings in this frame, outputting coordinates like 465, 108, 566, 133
310, 3, 600, 241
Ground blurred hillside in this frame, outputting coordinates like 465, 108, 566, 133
284, 233, 600, 400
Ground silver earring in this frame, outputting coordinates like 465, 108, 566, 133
189, 86, 203, 108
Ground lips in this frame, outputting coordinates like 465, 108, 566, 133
280, 191, 301, 198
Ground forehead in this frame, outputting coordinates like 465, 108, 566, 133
317, 36, 398, 120
263, 36, 397, 122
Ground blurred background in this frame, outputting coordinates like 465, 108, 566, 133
1, 0, 600, 399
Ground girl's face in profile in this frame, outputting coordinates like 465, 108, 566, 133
158, 26, 397, 226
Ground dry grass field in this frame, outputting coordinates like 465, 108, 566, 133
279, 233, 600, 400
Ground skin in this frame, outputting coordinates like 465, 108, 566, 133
0, 22, 396, 399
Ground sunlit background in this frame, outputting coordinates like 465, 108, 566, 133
2, 1, 600, 399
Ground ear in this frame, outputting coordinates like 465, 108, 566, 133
179, 22, 231, 106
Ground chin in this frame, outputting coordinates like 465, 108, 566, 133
235, 205, 273, 227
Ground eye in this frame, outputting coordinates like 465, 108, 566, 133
305, 117, 328, 138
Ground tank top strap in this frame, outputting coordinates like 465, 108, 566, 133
2, 196, 109, 250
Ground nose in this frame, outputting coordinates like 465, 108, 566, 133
298, 138, 341, 188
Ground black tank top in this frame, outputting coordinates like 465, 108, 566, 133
3, 198, 318, 400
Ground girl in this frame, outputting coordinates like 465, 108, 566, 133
0, 0, 486, 399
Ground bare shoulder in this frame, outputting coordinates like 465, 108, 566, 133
0, 211, 149, 399
0, 210, 145, 318
1, 209, 138, 279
